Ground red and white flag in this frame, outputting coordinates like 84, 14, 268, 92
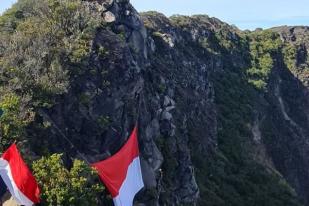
0, 143, 40, 206
92, 126, 144, 206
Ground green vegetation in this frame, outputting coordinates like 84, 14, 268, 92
247, 30, 283, 90
283, 44, 298, 70
0, 1, 109, 204
97, 115, 111, 129
170, 14, 193, 28
186, 27, 301, 205
0, 92, 34, 150
195, 56, 301, 206
0, 0, 103, 145
33, 154, 104, 206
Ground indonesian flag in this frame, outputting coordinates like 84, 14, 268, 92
0, 144, 40, 206
92, 126, 144, 206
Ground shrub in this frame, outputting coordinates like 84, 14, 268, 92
283, 44, 297, 70
33, 154, 104, 206
247, 30, 283, 90
0, 92, 34, 150
0, 0, 103, 105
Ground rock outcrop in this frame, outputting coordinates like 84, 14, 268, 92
2, 0, 309, 205
33, 1, 309, 205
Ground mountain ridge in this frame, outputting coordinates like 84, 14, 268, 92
1, 0, 309, 205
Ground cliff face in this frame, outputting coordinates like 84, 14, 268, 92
261, 26, 309, 205
1, 0, 309, 205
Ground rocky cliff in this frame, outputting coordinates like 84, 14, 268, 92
1, 0, 309, 205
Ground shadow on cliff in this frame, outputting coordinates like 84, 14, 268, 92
260, 50, 309, 205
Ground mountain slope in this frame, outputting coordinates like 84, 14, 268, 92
1, 0, 309, 205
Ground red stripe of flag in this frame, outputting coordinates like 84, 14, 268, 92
1, 144, 40, 204
91, 126, 141, 197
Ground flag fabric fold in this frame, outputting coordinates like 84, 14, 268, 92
92, 126, 144, 206
0, 144, 40, 206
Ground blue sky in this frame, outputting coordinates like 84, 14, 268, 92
0, 0, 16, 14
131, 0, 309, 30
1, 0, 308, 30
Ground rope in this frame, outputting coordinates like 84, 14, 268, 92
135, 89, 142, 127
38, 110, 91, 165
